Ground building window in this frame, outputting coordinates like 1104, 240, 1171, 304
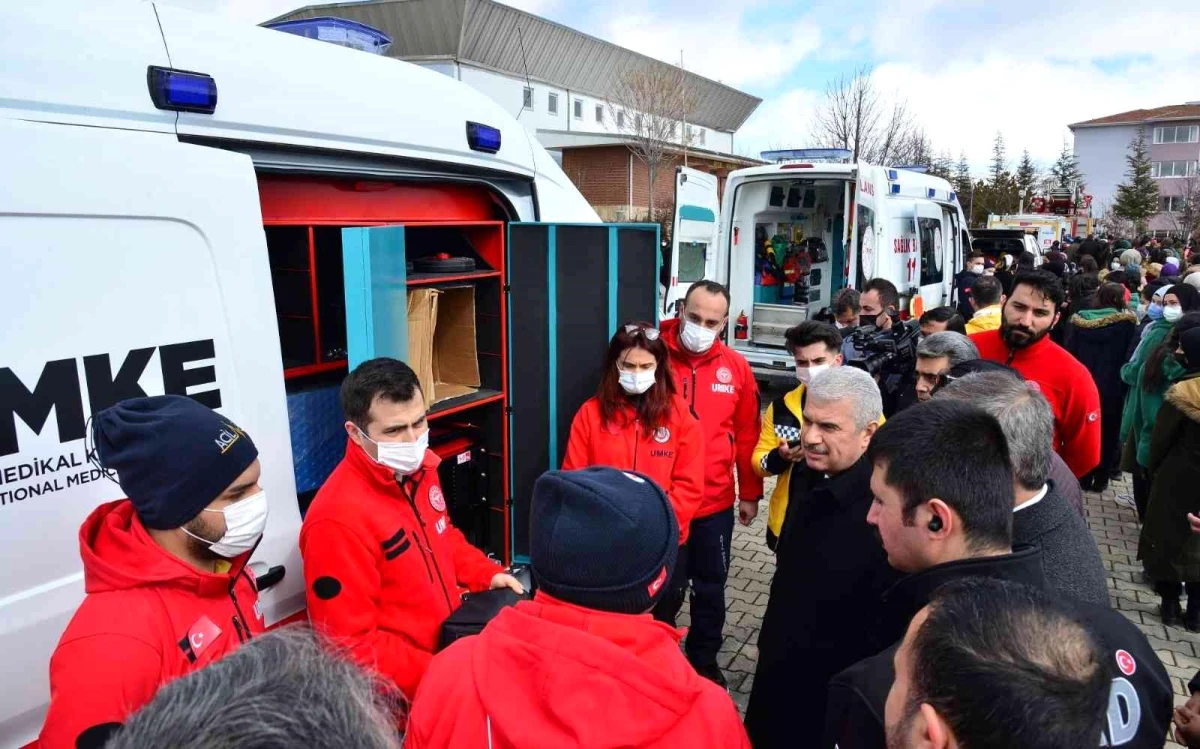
548, 92, 558, 115
1152, 160, 1199, 178
595, 104, 604, 123
1162, 195, 1192, 212
634, 113, 643, 131
573, 99, 583, 119
684, 124, 692, 142
698, 128, 706, 146
522, 87, 533, 110
1153, 125, 1200, 144
617, 111, 626, 129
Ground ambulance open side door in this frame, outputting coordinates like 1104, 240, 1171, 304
665, 166, 720, 315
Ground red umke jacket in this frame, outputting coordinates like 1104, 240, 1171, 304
562, 396, 704, 543
661, 318, 764, 518
300, 441, 501, 700
406, 594, 751, 749
39, 500, 263, 749
971, 328, 1102, 478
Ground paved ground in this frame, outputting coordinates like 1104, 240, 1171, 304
682, 473, 1198, 744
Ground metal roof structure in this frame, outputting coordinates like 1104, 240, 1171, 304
268, 0, 762, 133
1069, 103, 1200, 129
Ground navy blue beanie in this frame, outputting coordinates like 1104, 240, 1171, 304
530, 467, 678, 615
90, 395, 258, 530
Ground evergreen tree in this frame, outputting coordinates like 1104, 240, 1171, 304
1112, 129, 1160, 234
930, 150, 954, 180
954, 152, 972, 197
990, 132, 1007, 184
1051, 140, 1083, 191
1016, 149, 1037, 200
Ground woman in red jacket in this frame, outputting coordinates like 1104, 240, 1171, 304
563, 322, 704, 624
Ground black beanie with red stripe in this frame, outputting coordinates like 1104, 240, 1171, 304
530, 467, 678, 615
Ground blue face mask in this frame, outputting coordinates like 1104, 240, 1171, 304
1147, 303, 1164, 321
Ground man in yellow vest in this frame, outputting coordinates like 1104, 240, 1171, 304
754, 322, 839, 550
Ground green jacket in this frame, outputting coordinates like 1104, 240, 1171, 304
1120, 319, 1183, 467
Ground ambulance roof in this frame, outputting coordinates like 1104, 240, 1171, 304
0, 3, 539, 178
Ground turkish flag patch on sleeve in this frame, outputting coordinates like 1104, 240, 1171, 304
179, 615, 223, 663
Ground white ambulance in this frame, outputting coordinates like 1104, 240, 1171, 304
665, 151, 970, 373
0, 5, 667, 744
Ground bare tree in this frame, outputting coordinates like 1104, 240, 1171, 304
609, 63, 697, 219
810, 67, 913, 164
1166, 172, 1200, 241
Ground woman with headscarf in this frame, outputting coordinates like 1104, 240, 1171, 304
1121, 286, 1200, 518
1066, 283, 1139, 492
1138, 321, 1200, 629
994, 254, 1015, 296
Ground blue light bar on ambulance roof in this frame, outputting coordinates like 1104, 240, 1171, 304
928, 188, 936, 198
146, 67, 217, 114
466, 122, 502, 154
887, 169, 898, 181
950, 191, 957, 202
893, 165, 929, 174
760, 148, 853, 164
263, 17, 392, 55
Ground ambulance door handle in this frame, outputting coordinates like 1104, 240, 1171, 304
249, 562, 286, 592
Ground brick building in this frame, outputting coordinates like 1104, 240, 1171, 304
273, 0, 763, 221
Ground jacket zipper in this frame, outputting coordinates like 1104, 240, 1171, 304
228, 574, 251, 643
688, 367, 700, 419
400, 476, 455, 614
633, 421, 639, 470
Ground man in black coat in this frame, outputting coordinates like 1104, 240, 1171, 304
821, 400, 1173, 749
937, 371, 1109, 605
743, 368, 900, 749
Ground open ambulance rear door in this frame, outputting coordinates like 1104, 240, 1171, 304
664, 167, 720, 315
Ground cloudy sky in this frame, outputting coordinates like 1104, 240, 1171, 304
163, 0, 1200, 175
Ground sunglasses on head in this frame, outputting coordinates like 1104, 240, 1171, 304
623, 323, 661, 341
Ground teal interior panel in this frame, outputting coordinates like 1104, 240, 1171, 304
342, 225, 408, 369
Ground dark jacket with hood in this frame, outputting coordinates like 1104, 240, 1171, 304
1139, 335, 1200, 582
743, 455, 902, 749
1066, 307, 1139, 469
822, 546, 1173, 749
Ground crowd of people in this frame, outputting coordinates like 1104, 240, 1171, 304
30, 244, 1200, 747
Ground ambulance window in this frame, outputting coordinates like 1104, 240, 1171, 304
918, 217, 943, 286
856, 204, 875, 289
677, 241, 707, 284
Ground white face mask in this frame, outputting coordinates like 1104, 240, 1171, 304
1164, 305, 1184, 323
619, 367, 657, 394
184, 490, 269, 559
1111, 260, 1122, 271
969, 264, 984, 274
795, 363, 830, 385
361, 429, 429, 476
680, 319, 719, 353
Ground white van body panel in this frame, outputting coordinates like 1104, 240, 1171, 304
666, 167, 721, 314
0, 118, 303, 744
0, 3, 602, 740
0, 3, 176, 134
716, 162, 966, 371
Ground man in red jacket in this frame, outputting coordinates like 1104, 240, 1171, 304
40, 396, 267, 749
406, 466, 750, 749
661, 280, 763, 687
300, 358, 522, 701
970, 270, 1101, 478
